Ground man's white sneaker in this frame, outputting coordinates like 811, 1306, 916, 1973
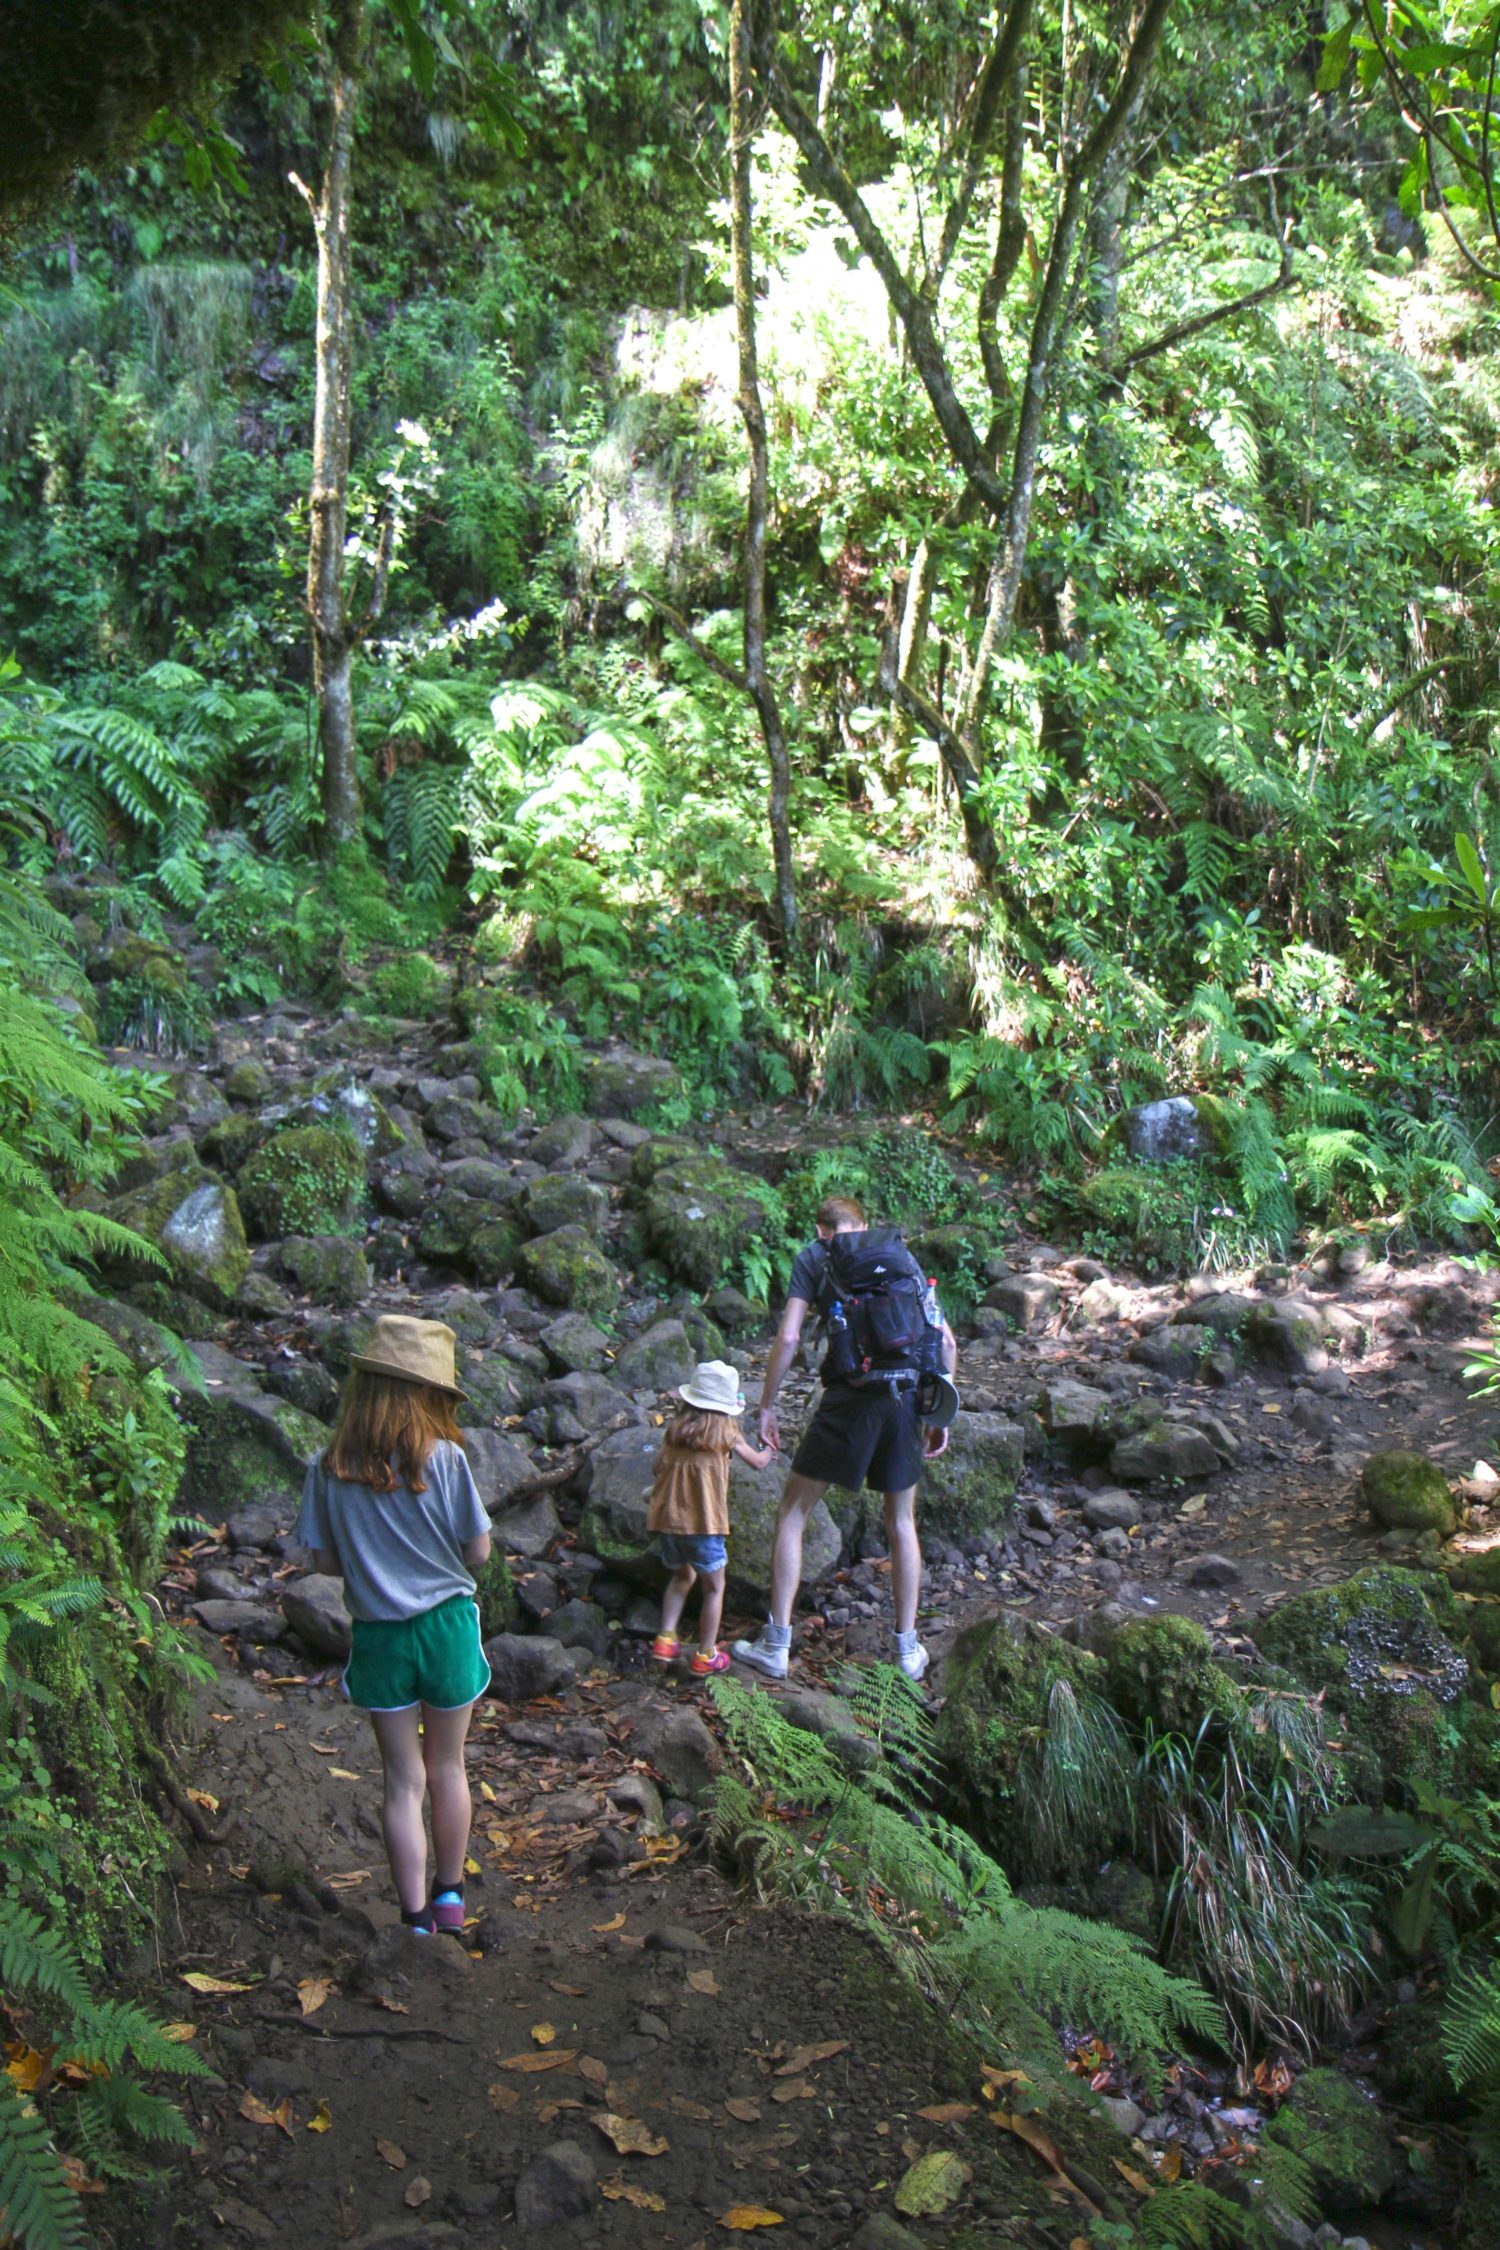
894, 1632, 929, 1682
732, 1623, 791, 1679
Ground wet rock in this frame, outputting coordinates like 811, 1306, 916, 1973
540, 1598, 610, 1658
584, 1048, 683, 1117
611, 1317, 696, 1394
1083, 1488, 1141, 1532
986, 1273, 1058, 1332
1111, 1423, 1220, 1483
1038, 1378, 1114, 1453
528, 1113, 597, 1166
1184, 1553, 1240, 1589
1130, 1323, 1214, 1377
191, 1598, 285, 1641
520, 1174, 608, 1238
226, 1502, 287, 1550
1123, 1096, 1206, 1162
537, 1312, 611, 1374
513, 2140, 597, 2231
1264, 2067, 1395, 2210
280, 1574, 352, 1658
515, 1224, 619, 1315
277, 1233, 370, 1307
482, 1632, 575, 1703
1246, 1298, 1329, 1378
632, 1707, 722, 1803
1362, 1450, 1458, 1537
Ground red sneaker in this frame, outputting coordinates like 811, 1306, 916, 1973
689, 1647, 730, 1677
649, 1634, 681, 1664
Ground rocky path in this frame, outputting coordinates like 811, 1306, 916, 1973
77, 974, 1500, 2248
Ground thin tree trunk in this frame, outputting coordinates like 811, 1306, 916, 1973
730, 0, 797, 951
297, 0, 366, 857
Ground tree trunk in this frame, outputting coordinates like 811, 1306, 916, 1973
301, 0, 366, 857
730, 0, 797, 951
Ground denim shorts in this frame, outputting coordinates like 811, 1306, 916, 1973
657, 1533, 728, 1573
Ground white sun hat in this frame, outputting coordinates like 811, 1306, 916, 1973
678, 1360, 746, 1414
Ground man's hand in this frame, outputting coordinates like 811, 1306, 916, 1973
922, 1424, 949, 1459
758, 1404, 781, 1452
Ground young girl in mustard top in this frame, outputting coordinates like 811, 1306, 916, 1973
647, 1360, 774, 1675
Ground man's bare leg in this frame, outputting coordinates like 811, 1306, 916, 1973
768, 1472, 830, 1626
883, 1484, 921, 1637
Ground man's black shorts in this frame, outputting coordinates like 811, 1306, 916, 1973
790, 1382, 924, 1495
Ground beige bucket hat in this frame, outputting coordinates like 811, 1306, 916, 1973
350, 1315, 466, 1400
678, 1360, 745, 1415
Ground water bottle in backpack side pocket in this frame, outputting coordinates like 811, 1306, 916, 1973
824, 1297, 859, 1382
920, 1276, 944, 1374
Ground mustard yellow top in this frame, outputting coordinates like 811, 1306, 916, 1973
646, 1438, 733, 1538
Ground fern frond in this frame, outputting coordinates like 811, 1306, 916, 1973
0, 2076, 87, 2250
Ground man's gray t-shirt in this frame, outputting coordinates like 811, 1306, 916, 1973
296, 1439, 489, 1622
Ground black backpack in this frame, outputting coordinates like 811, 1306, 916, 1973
816, 1228, 935, 1384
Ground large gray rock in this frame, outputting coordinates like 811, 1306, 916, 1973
528, 1114, 597, 1166
611, 1318, 695, 1394
513, 2140, 596, 2231
985, 1273, 1058, 1332
1123, 1096, 1205, 1163
491, 1491, 564, 1560
1174, 1291, 1255, 1337
280, 1573, 352, 1659
170, 1344, 330, 1525
579, 1425, 838, 1606
918, 1412, 1025, 1544
537, 1372, 641, 1437
514, 1225, 619, 1315
537, 1313, 611, 1373
1083, 1488, 1141, 1532
584, 1049, 682, 1117
1246, 1298, 1329, 1377
632, 1706, 722, 1803
443, 1157, 523, 1206
539, 1598, 610, 1658
463, 1427, 539, 1512
1038, 1379, 1114, 1453
1129, 1324, 1214, 1377
1110, 1422, 1220, 1483
191, 1599, 285, 1641
483, 1632, 575, 1703
277, 1233, 371, 1308
520, 1175, 609, 1238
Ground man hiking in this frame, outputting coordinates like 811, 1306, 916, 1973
733, 1194, 959, 1683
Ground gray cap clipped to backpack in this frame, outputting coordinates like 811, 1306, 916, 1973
915, 1370, 960, 1428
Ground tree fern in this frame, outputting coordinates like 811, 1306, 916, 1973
0, 2077, 87, 2250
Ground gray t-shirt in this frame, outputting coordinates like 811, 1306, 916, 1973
295, 1439, 489, 1623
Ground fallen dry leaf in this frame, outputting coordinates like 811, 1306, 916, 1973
724, 2098, 762, 2124
591, 1912, 626, 1934
487, 2082, 520, 2115
375, 2138, 408, 2170
531, 2023, 557, 2047
771, 2080, 815, 2104
181, 1972, 253, 1995
297, 1977, 334, 2018
371, 1992, 409, 2016
238, 2093, 294, 2137
160, 2023, 198, 2044
687, 1969, 720, 1996
996, 2112, 1099, 2211
1157, 2144, 1183, 2184
917, 2103, 977, 2125
602, 2180, 667, 2211
306, 2102, 333, 2134
324, 1870, 371, 1889
56, 2153, 104, 2195
185, 1787, 220, 1813
497, 2049, 578, 2073
593, 2113, 669, 2157
894, 2150, 967, 2217
577, 2057, 609, 2087
4, 2045, 47, 2094
774, 2040, 849, 2077
718, 2210, 784, 2232
328, 1768, 362, 1780
668, 2095, 713, 2121
550, 1981, 585, 1998
404, 2178, 432, 2210
1115, 2159, 1155, 2196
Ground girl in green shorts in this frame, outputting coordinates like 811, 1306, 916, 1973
296, 1315, 491, 1936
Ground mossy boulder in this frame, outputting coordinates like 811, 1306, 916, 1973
636, 1151, 767, 1291
1264, 2067, 1395, 2211
238, 1126, 364, 1242
172, 1348, 330, 1527
1448, 1547, 1500, 1597
278, 1234, 371, 1308
302, 1073, 406, 1156
917, 1412, 1025, 1545
1255, 1567, 1470, 1794
514, 1224, 620, 1315
935, 1616, 1106, 1861
224, 1058, 273, 1105
466, 1216, 524, 1285
578, 1425, 838, 1607
611, 1318, 696, 1394
520, 1174, 609, 1238
199, 1109, 268, 1174
1362, 1450, 1458, 1537
584, 1049, 683, 1117
106, 1172, 251, 1308
87, 927, 187, 993
473, 1548, 517, 1639
1104, 1614, 1236, 1735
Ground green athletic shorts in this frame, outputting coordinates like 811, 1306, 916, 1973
344, 1595, 490, 1713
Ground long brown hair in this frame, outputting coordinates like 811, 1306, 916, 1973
665, 1406, 739, 1453
324, 1369, 465, 1492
